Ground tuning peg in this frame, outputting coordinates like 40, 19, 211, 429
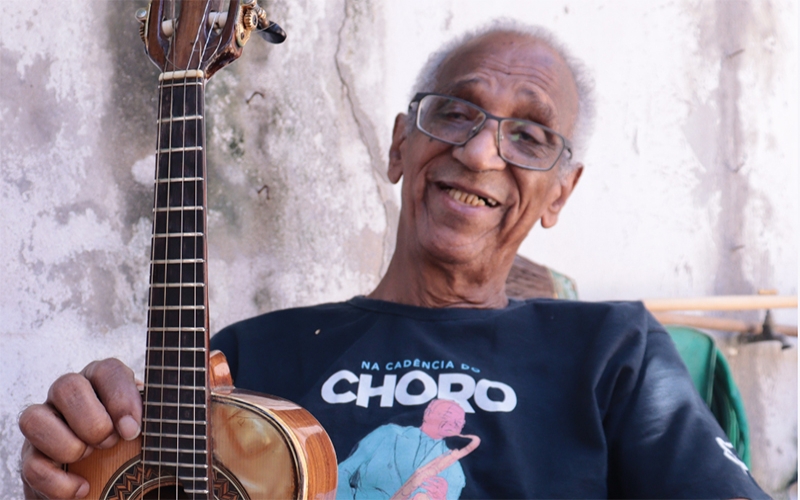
135, 8, 148, 43
256, 20, 286, 44
242, 0, 287, 44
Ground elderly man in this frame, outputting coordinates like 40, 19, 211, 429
19, 21, 766, 499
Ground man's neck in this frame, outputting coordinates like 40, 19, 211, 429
367, 250, 512, 309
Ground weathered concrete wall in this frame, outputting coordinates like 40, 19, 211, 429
0, 0, 394, 495
1, 0, 796, 497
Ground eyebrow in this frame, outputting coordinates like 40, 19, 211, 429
440, 78, 557, 126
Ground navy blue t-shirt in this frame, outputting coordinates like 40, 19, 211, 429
210, 296, 768, 499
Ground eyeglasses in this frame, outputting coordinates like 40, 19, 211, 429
409, 93, 572, 171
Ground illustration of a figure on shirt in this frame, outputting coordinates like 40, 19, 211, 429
337, 399, 481, 500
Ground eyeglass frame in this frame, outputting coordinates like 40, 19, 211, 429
408, 92, 573, 172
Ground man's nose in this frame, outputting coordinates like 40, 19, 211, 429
451, 121, 506, 172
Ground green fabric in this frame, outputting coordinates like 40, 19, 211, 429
666, 326, 751, 467
547, 268, 579, 300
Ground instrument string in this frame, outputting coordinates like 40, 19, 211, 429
164, 5, 178, 498
183, 2, 216, 496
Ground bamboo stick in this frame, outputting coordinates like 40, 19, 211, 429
643, 295, 797, 312
652, 312, 798, 337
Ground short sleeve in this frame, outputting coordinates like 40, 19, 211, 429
605, 329, 768, 499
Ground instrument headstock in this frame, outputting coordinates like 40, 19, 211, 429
136, 0, 285, 79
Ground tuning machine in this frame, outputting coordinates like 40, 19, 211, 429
134, 6, 176, 42
135, 1, 286, 46
239, 0, 287, 45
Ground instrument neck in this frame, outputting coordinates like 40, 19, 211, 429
142, 73, 212, 495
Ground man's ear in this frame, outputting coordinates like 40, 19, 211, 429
541, 164, 583, 229
388, 113, 409, 184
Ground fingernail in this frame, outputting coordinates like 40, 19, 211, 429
76, 482, 90, 498
118, 415, 141, 441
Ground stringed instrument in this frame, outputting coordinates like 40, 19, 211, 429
67, 1, 337, 498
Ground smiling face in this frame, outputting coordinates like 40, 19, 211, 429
388, 32, 582, 275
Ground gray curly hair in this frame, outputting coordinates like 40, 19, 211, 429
408, 19, 595, 175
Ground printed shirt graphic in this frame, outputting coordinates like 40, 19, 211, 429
211, 296, 770, 499
337, 399, 479, 500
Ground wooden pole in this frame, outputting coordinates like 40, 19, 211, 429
643, 295, 797, 312
652, 312, 798, 337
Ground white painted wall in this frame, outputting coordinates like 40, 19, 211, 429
1, 0, 796, 497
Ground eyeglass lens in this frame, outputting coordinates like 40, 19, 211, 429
416, 94, 565, 170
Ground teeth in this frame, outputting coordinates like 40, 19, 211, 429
446, 188, 498, 207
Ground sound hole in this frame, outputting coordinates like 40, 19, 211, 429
102, 459, 246, 500
143, 483, 189, 499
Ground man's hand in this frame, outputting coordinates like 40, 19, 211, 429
18, 358, 142, 499
419, 476, 449, 500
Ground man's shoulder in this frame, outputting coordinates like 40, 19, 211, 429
509, 298, 662, 330
217, 299, 361, 335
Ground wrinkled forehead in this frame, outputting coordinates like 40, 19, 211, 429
433, 32, 579, 134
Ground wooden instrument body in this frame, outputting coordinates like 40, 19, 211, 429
67, 354, 337, 499
67, 390, 337, 499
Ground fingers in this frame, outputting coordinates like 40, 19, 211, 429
81, 359, 142, 441
46, 373, 118, 450
19, 403, 93, 464
20, 441, 89, 499
18, 358, 143, 499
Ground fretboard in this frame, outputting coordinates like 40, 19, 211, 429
143, 73, 212, 496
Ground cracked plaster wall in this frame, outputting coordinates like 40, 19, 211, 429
1, 0, 796, 497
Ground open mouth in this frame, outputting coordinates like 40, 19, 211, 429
444, 186, 499, 208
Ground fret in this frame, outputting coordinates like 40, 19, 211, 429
150, 282, 205, 288
147, 346, 205, 352
154, 205, 205, 232
148, 308, 205, 330
145, 365, 206, 373
144, 368, 207, 387
150, 235, 204, 264
151, 259, 205, 264
147, 326, 205, 331
154, 176, 204, 183
159, 82, 203, 118
144, 387, 207, 405
143, 444, 208, 454
144, 403, 207, 421
146, 348, 206, 367
142, 456, 209, 469
144, 401, 206, 410
149, 286, 205, 308
151, 259, 205, 265
157, 149, 200, 179
150, 262, 205, 284
180, 481, 211, 495
152, 231, 204, 238
142, 453, 209, 468
158, 118, 204, 150
154, 206, 204, 212
146, 382, 208, 390
143, 434, 207, 448
140, 462, 208, 475
147, 332, 205, 352
154, 179, 202, 208
158, 114, 203, 124
143, 420, 207, 436
184, 488, 210, 495
157, 146, 203, 154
